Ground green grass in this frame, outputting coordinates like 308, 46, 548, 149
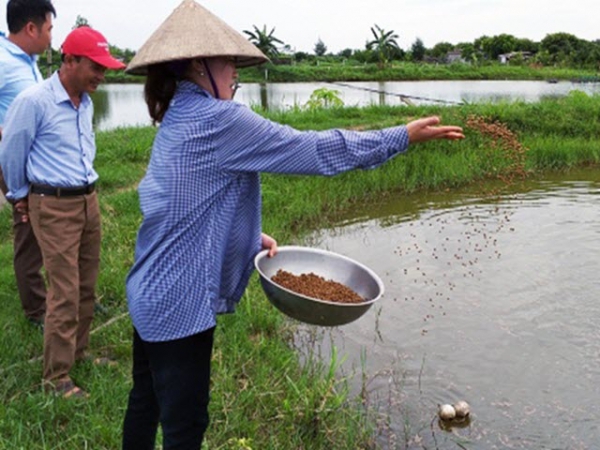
104, 61, 598, 85
238, 61, 597, 83
1, 92, 600, 449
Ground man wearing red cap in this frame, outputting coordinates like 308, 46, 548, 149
0, 26, 125, 398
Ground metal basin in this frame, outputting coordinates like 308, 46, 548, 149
254, 246, 384, 326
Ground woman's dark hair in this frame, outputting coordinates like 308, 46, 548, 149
144, 60, 190, 125
7, 0, 56, 34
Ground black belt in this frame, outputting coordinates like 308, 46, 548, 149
30, 183, 96, 197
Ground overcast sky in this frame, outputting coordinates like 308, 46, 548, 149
2, 0, 599, 53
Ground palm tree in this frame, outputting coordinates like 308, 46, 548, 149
243, 25, 284, 59
366, 24, 400, 68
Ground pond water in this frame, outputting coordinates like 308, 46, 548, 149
92, 80, 600, 131
299, 168, 600, 449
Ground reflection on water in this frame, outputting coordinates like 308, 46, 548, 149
93, 80, 600, 131
91, 88, 109, 127
92, 84, 152, 131
300, 168, 600, 449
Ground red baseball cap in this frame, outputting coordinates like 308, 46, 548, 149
61, 27, 126, 70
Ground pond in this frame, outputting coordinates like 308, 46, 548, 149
91, 80, 600, 131
298, 168, 600, 449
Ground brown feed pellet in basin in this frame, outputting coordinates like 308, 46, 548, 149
271, 269, 365, 304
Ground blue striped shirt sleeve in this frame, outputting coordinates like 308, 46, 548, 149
0, 92, 38, 200
213, 102, 410, 175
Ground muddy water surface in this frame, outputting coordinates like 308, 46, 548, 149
303, 169, 600, 449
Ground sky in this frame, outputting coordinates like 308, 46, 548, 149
1, 0, 599, 54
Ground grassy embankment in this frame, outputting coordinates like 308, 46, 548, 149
106, 61, 599, 84
240, 61, 598, 83
1, 91, 600, 449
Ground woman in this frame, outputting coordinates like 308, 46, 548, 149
122, 1, 464, 449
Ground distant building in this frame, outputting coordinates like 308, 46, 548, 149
445, 50, 466, 64
423, 55, 440, 64
498, 51, 533, 64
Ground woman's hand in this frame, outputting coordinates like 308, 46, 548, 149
261, 233, 278, 258
407, 116, 465, 144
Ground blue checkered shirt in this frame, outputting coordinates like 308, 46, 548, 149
126, 81, 410, 342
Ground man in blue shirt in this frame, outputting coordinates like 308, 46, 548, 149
0, 0, 55, 328
0, 26, 125, 398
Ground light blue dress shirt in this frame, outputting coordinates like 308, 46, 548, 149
0, 31, 42, 126
0, 71, 97, 201
126, 81, 410, 342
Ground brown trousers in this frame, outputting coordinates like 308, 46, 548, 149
0, 167, 46, 320
28, 191, 101, 382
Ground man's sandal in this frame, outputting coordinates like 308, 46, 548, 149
46, 378, 89, 399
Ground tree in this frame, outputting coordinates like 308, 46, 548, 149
430, 42, 454, 59
338, 48, 353, 59
411, 38, 426, 62
314, 38, 327, 56
293, 51, 311, 62
243, 25, 284, 59
352, 48, 377, 64
540, 32, 582, 65
47, 15, 91, 76
108, 45, 136, 65
473, 35, 491, 60
457, 42, 477, 63
481, 34, 517, 60
366, 24, 400, 68
515, 38, 539, 53
73, 15, 90, 29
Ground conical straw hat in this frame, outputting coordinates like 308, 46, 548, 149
126, 0, 269, 75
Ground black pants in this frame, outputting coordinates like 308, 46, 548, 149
122, 327, 215, 450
